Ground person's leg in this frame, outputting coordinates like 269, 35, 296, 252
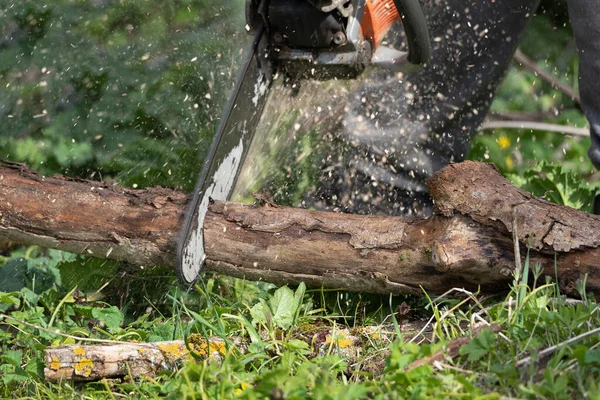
567, 0, 600, 170
316, 0, 540, 216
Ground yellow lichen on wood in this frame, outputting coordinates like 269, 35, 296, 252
49, 356, 61, 371
157, 342, 190, 363
74, 358, 94, 377
73, 347, 86, 356
203, 340, 226, 356
187, 334, 227, 358
326, 332, 353, 349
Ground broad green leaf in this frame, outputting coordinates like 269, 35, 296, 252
148, 321, 176, 342
285, 339, 310, 353
58, 258, 119, 293
507, 161, 598, 212
1, 349, 22, 366
19, 288, 39, 308
92, 306, 123, 333
584, 349, 600, 366
250, 299, 270, 326
1, 366, 29, 385
269, 286, 297, 330
459, 328, 496, 362
0, 259, 28, 292
0, 292, 20, 309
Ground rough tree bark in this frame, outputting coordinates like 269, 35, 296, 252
0, 160, 599, 295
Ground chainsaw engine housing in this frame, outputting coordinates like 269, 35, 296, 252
247, 0, 405, 79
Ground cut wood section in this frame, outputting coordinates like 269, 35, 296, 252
1, 160, 599, 295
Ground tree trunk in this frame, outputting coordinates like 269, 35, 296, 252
1, 160, 599, 295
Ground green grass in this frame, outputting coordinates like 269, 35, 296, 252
1, 250, 600, 399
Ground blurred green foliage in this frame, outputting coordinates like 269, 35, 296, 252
0, 0, 246, 190
468, 4, 599, 210
1, 0, 596, 199
469, 10, 592, 177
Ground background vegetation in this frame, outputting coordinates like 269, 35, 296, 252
1, 0, 599, 398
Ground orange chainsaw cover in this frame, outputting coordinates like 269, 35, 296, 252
361, 0, 401, 47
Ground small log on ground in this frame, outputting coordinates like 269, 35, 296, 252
44, 337, 227, 381
1, 160, 599, 295
43, 324, 419, 381
43, 321, 504, 381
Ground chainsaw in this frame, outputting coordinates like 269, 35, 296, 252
177, 0, 431, 283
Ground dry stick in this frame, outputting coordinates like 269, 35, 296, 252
40, 317, 503, 381
480, 120, 589, 137
409, 314, 436, 345
513, 48, 581, 106
481, 49, 586, 137
0, 314, 130, 344
564, 341, 600, 372
515, 326, 600, 368
472, 313, 511, 343
406, 323, 503, 371
489, 110, 555, 122
40, 322, 411, 382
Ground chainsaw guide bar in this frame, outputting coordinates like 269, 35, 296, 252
177, 25, 273, 283
177, 0, 430, 283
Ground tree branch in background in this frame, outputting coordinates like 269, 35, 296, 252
488, 110, 556, 122
514, 48, 581, 107
481, 51, 587, 137
480, 120, 589, 137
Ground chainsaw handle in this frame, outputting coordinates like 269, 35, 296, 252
394, 0, 430, 66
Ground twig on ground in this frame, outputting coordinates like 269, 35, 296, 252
474, 298, 588, 319
0, 314, 131, 344
409, 314, 436, 345
406, 323, 502, 371
471, 313, 510, 343
516, 326, 600, 368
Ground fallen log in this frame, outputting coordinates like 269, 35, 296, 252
1, 160, 599, 295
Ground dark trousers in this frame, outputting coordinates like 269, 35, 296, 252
324, 0, 599, 216
569, 0, 600, 169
